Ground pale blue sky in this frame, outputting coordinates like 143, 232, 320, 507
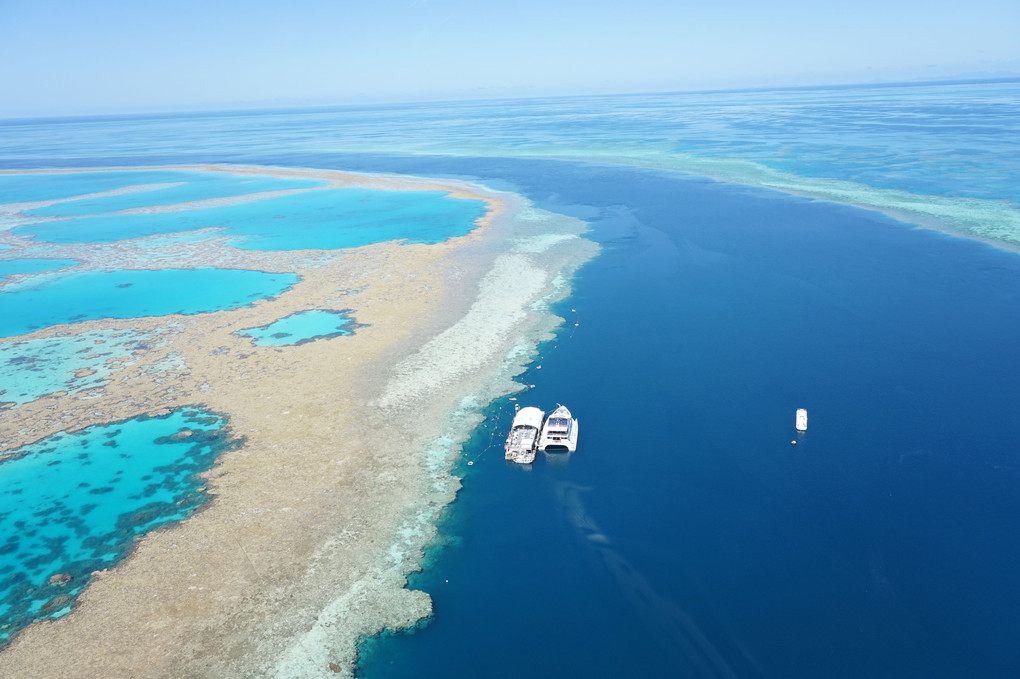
1, 0, 1018, 117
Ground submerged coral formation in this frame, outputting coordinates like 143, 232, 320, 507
0, 165, 596, 678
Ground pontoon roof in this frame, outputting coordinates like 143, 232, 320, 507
512, 406, 545, 429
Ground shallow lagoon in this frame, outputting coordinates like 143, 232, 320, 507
0, 408, 237, 646
1, 81, 1017, 676
235, 309, 361, 346
0, 258, 79, 279
0, 171, 209, 204
26, 171, 326, 218
0, 329, 159, 406
15, 188, 486, 250
0, 267, 299, 338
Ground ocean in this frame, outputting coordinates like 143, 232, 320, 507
355, 159, 1020, 679
1, 80, 1019, 676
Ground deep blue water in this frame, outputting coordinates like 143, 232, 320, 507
0, 82, 1018, 676
0, 267, 300, 337
2, 81, 1017, 204
13, 187, 485, 250
354, 158, 1020, 679
0, 408, 238, 645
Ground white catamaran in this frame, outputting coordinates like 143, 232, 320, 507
538, 404, 579, 452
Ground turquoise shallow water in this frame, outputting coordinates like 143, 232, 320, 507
0, 258, 79, 279
0, 81, 1018, 675
0, 408, 238, 645
14, 187, 486, 250
0, 171, 206, 204
0, 329, 158, 406
235, 309, 362, 346
5, 81, 1016, 245
25, 171, 326, 218
0, 268, 300, 338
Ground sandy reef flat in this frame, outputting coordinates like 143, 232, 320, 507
0, 165, 598, 678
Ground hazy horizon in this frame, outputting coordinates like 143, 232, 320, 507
2, 0, 1018, 118
2, 75, 1019, 124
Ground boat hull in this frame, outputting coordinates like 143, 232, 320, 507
539, 418, 579, 452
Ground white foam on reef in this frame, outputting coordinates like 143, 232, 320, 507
274, 398, 487, 679
376, 254, 549, 409
376, 191, 592, 411
0, 165, 596, 678
274, 195, 597, 679
513, 233, 581, 254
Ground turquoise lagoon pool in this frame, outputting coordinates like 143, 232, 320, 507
234, 309, 362, 346
0, 169, 323, 208
0, 258, 79, 279
0, 408, 238, 645
0, 268, 300, 338
14, 188, 486, 250
0, 329, 160, 406
26, 171, 327, 218
0, 171, 200, 204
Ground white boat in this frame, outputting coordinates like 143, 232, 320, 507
505, 406, 544, 464
795, 408, 808, 432
538, 405, 579, 452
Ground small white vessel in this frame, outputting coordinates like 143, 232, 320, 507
795, 408, 808, 432
538, 405, 579, 452
505, 406, 544, 464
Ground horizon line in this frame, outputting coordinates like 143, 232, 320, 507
3, 75, 1018, 126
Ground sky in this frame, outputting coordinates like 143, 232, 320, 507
1, 0, 1018, 117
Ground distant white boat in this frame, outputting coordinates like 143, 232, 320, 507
505, 406, 544, 464
538, 405, 579, 452
796, 408, 808, 432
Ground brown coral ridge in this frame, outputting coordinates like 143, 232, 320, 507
0, 165, 597, 678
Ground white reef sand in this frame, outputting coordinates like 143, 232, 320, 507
0, 165, 599, 678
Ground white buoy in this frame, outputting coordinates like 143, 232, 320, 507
467, 461, 474, 466
791, 440, 797, 445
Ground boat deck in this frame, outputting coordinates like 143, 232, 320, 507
505, 427, 539, 464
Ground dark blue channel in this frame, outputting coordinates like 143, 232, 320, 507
336, 156, 1020, 679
